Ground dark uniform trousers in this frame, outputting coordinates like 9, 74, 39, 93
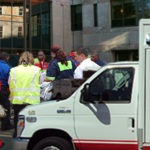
0, 89, 11, 130
13, 104, 27, 137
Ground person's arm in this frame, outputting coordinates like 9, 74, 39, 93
71, 59, 77, 71
7, 66, 11, 85
74, 66, 83, 79
8, 76, 10, 85
45, 61, 57, 82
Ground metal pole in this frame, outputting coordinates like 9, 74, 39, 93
0, 1, 1, 50
29, 0, 32, 52
11, 0, 13, 50
50, 0, 53, 48
24, 0, 27, 51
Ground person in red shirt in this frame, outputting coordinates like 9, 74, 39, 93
34, 51, 48, 73
69, 51, 80, 66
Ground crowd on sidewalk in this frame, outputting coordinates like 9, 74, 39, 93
0, 46, 106, 137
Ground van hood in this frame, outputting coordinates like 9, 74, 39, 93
19, 99, 73, 117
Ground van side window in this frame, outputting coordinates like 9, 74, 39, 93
89, 68, 134, 102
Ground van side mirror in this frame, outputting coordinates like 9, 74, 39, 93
81, 83, 102, 104
81, 83, 90, 103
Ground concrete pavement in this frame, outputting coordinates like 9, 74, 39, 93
0, 129, 14, 150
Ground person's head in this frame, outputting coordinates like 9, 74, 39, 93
56, 49, 68, 65
75, 48, 88, 63
91, 53, 99, 62
50, 45, 60, 59
19, 51, 34, 65
38, 51, 45, 61
0, 52, 9, 63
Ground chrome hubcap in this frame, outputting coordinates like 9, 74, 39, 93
43, 146, 60, 150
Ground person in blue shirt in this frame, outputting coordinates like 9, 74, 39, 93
45, 48, 76, 81
0, 52, 12, 130
91, 53, 107, 67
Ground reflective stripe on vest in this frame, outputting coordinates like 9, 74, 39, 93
58, 61, 72, 72
9, 96, 40, 105
9, 65, 40, 104
45, 76, 55, 81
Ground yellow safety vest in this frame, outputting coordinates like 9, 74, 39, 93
34, 58, 39, 64
9, 65, 41, 105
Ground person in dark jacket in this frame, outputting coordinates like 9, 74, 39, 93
91, 53, 106, 67
0, 52, 12, 130
45, 48, 76, 81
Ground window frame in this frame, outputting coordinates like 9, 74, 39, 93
19, 7, 23, 16
0, 7, 2, 15
0, 26, 3, 38
18, 26, 23, 38
111, 0, 150, 28
94, 3, 98, 27
71, 4, 83, 31
88, 67, 135, 103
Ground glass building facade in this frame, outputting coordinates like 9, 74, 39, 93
111, 0, 150, 27
0, 0, 50, 53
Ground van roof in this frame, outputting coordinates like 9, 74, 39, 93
108, 61, 139, 66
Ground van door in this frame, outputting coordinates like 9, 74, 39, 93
74, 66, 138, 150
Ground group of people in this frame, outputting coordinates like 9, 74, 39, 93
0, 46, 106, 137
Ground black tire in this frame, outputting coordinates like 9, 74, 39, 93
32, 136, 73, 150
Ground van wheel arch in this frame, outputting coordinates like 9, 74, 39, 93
32, 136, 73, 150
27, 129, 74, 150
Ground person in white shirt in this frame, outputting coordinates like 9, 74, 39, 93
74, 48, 101, 79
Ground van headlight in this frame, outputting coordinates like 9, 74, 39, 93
17, 115, 25, 137
26, 117, 37, 123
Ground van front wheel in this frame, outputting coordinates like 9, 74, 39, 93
32, 137, 73, 150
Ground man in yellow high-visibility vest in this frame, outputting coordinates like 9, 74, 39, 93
9, 51, 41, 137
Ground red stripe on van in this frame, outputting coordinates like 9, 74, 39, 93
74, 143, 138, 150
143, 146, 150, 150
73, 139, 138, 143
73, 139, 138, 150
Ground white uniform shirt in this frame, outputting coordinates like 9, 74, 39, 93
74, 58, 101, 79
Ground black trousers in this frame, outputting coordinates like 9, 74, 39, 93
0, 89, 11, 130
13, 104, 27, 137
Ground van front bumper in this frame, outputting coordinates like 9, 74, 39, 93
13, 138, 29, 150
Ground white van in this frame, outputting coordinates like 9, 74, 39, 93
13, 19, 150, 150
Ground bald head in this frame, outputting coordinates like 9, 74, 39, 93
91, 53, 99, 62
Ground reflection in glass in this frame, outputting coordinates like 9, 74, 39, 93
144, 0, 150, 17
32, 1, 50, 49
111, 0, 150, 27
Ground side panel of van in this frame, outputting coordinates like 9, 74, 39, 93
74, 65, 138, 150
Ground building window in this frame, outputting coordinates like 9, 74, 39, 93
32, 16, 38, 37
113, 50, 138, 61
18, 26, 22, 38
41, 13, 50, 35
0, 7, 2, 15
94, 4, 98, 27
71, 4, 82, 31
111, 0, 150, 27
0, 26, 3, 38
19, 7, 23, 16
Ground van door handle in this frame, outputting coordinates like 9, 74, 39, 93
129, 118, 135, 128
131, 118, 135, 128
